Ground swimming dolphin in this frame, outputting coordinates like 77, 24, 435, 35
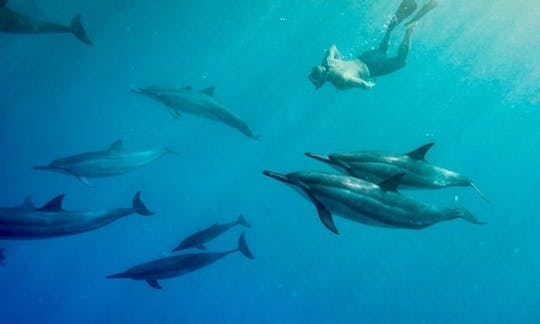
0, 0, 92, 45
0, 192, 153, 240
172, 215, 251, 252
305, 142, 488, 201
132, 86, 259, 140
33, 140, 174, 185
107, 232, 254, 290
263, 170, 484, 235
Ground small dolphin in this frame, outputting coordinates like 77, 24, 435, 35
172, 215, 251, 252
0, 0, 92, 45
132, 86, 259, 140
33, 140, 174, 185
107, 232, 254, 290
305, 142, 488, 201
0, 192, 153, 239
263, 170, 485, 235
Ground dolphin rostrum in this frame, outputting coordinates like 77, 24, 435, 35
33, 140, 174, 185
263, 170, 485, 235
0, 0, 92, 45
305, 142, 488, 201
107, 232, 254, 289
172, 215, 251, 252
0, 192, 153, 239
132, 86, 259, 140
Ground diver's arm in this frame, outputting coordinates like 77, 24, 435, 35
347, 76, 375, 89
322, 44, 341, 67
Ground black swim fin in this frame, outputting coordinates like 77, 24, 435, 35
391, 0, 418, 28
404, 0, 438, 27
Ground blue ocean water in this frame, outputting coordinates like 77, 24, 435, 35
1, 0, 539, 323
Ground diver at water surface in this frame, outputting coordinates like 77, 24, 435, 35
309, 0, 437, 90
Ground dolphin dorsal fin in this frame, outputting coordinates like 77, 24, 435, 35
108, 140, 123, 152
200, 86, 215, 96
378, 173, 406, 192
37, 194, 65, 212
405, 142, 435, 160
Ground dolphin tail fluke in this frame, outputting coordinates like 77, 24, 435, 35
132, 192, 154, 216
470, 182, 490, 203
237, 232, 255, 260
70, 14, 93, 45
454, 196, 487, 225
237, 215, 251, 228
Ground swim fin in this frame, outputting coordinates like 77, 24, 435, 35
404, 0, 438, 27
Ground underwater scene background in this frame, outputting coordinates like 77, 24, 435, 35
1, 0, 539, 323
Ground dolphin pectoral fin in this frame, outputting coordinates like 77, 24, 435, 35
146, 280, 163, 290
167, 107, 181, 119
378, 173, 406, 192
77, 176, 93, 187
195, 244, 207, 250
453, 196, 487, 225
200, 86, 215, 96
37, 194, 65, 212
303, 190, 339, 235
405, 142, 435, 160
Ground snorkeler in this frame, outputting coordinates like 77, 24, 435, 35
309, 0, 438, 90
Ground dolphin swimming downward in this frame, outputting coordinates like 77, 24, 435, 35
0, 0, 92, 45
172, 215, 251, 252
132, 86, 259, 140
107, 232, 254, 289
305, 142, 488, 201
0, 192, 153, 239
263, 170, 485, 235
33, 140, 174, 185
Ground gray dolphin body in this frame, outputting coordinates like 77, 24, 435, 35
107, 233, 254, 289
132, 86, 259, 140
0, 0, 92, 45
263, 170, 484, 234
0, 192, 153, 240
306, 143, 487, 200
172, 215, 251, 251
33, 140, 173, 185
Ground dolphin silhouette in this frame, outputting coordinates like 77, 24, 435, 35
132, 86, 259, 140
263, 170, 485, 234
172, 215, 251, 252
0, 192, 153, 239
305, 142, 488, 201
107, 232, 254, 289
33, 140, 174, 185
0, 0, 92, 45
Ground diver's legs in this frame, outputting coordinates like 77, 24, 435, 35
379, 0, 418, 52
397, 23, 416, 60
405, 0, 438, 27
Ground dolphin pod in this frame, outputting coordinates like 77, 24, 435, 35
107, 232, 254, 289
0, 192, 153, 239
132, 86, 259, 140
263, 170, 484, 234
305, 142, 488, 201
172, 215, 251, 252
0, 0, 92, 45
33, 140, 174, 185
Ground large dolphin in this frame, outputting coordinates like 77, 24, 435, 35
305, 142, 488, 200
0, 0, 92, 45
107, 232, 254, 289
132, 86, 259, 140
0, 192, 153, 240
263, 170, 485, 234
172, 215, 251, 252
33, 140, 173, 185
